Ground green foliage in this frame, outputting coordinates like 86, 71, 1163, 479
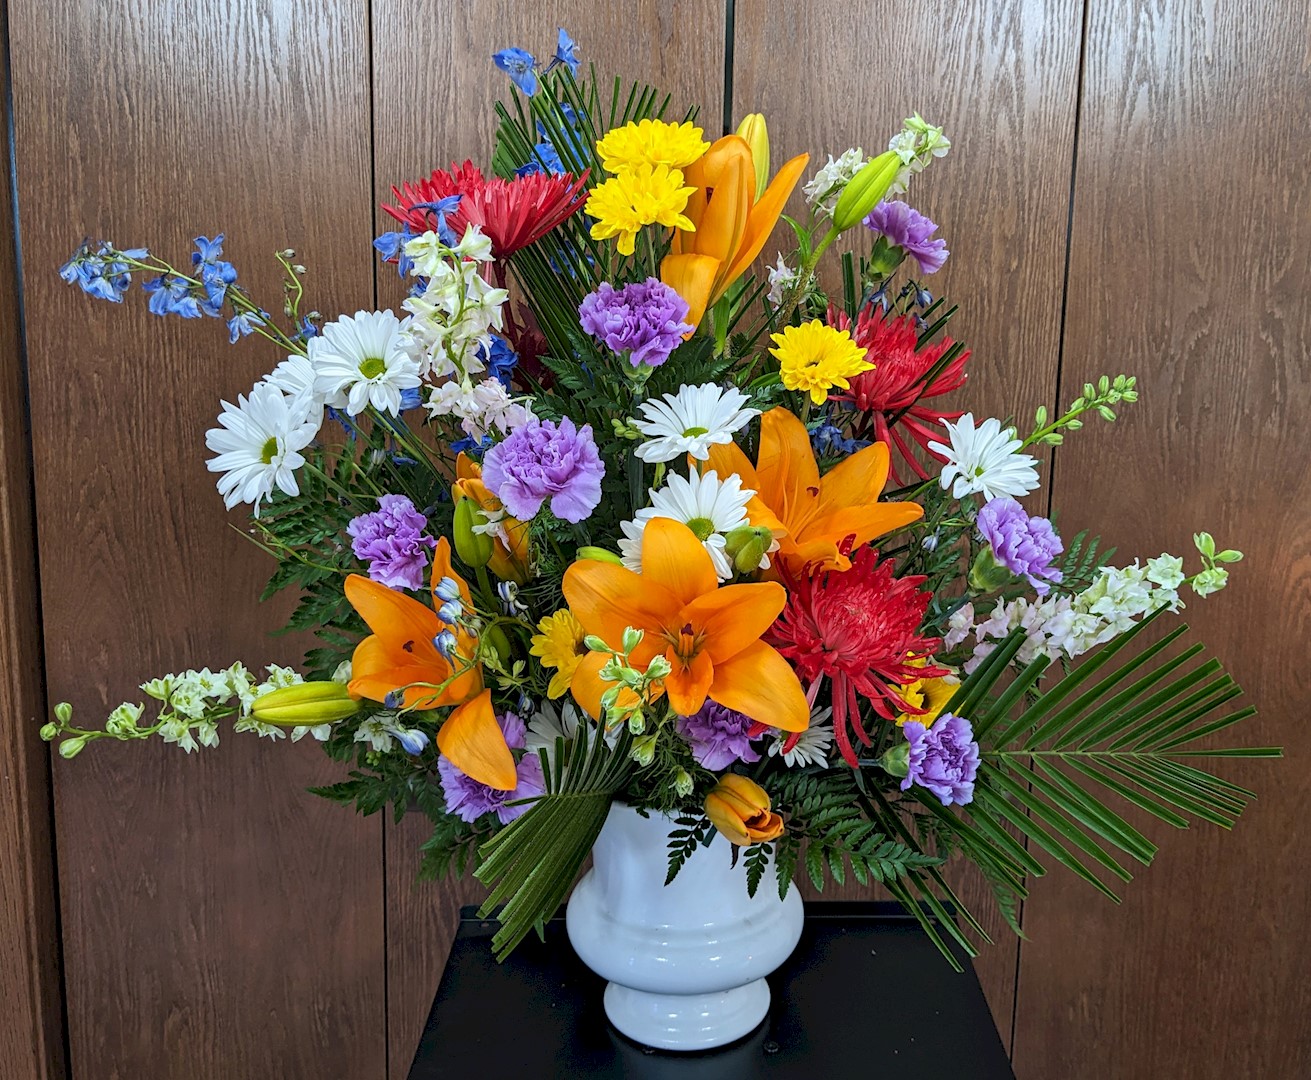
418, 813, 495, 883
1052, 528, 1117, 593
475, 724, 636, 960
665, 813, 715, 886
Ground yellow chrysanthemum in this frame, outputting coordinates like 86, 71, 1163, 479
770, 320, 874, 406
895, 665, 960, 727
585, 164, 697, 257
595, 119, 709, 174
530, 609, 588, 699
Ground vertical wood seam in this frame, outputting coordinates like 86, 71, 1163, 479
1008, 0, 1093, 1066
1, 0, 68, 1070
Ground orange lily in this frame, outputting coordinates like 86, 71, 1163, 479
344, 537, 516, 790
562, 517, 809, 731
705, 407, 924, 579
452, 452, 530, 583
660, 134, 809, 330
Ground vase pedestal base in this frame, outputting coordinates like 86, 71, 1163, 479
603, 977, 770, 1051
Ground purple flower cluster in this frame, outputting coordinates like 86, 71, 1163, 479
864, 201, 949, 274
347, 494, 437, 591
578, 278, 694, 368
438, 711, 546, 824
482, 416, 604, 523
901, 713, 980, 806
675, 701, 763, 770
977, 496, 1064, 595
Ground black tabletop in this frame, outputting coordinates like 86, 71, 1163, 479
407, 900, 1014, 1079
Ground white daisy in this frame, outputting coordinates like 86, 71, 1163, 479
310, 309, 421, 416
619, 470, 753, 580
927, 413, 1040, 501
205, 381, 319, 516
633, 383, 759, 463
769, 707, 834, 768
264, 354, 327, 422
526, 699, 617, 761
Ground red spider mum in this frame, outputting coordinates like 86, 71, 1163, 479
829, 303, 971, 486
767, 548, 948, 768
382, 161, 589, 260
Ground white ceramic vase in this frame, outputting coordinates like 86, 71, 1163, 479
565, 801, 804, 1051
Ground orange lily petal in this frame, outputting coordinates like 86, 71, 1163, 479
569, 650, 649, 720
756, 408, 820, 518
437, 689, 516, 791
707, 640, 810, 732
704, 440, 759, 494
563, 560, 679, 648
346, 573, 444, 648
679, 581, 786, 664
815, 440, 892, 519
664, 648, 714, 717
348, 635, 451, 709
640, 517, 718, 607
661, 252, 720, 332
429, 538, 472, 606
724, 152, 810, 285
693, 137, 753, 275
455, 451, 479, 483
805, 502, 924, 551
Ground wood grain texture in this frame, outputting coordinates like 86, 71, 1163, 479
368, 4, 728, 1073
1012, 1, 1311, 1077
733, 0, 1086, 1039
0, 1, 66, 1075
9, 2, 385, 1077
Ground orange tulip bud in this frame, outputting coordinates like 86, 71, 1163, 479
704, 773, 785, 846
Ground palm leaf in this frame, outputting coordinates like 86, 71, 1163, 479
474, 724, 633, 959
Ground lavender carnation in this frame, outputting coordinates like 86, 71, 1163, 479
977, 496, 1064, 594
675, 701, 763, 771
901, 713, 979, 806
578, 278, 693, 368
438, 711, 545, 825
482, 416, 604, 523
347, 494, 437, 591
864, 200, 949, 274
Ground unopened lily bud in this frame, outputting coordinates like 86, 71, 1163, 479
831, 150, 900, 232
736, 113, 770, 199
576, 546, 624, 566
723, 525, 774, 574
453, 497, 494, 568
703, 774, 784, 846
252, 681, 360, 726
483, 624, 512, 665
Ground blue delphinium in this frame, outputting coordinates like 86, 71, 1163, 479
227, 310, 267, 343
478, 335, 519, 389
143, 274, 202, 318
59, 241, 145, 302
492, 46, 538, 95
191, 234, 238, 315
554, 29, 580, 75
811, 421, 870, 458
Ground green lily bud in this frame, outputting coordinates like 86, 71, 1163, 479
723, 525, 775, 575
252, 681, 360, 726
453, 497, 494, 568
879, 741, 911, 779
576, 546, 624, 566
482, 624, 512, 665
736, 112, 770, 199
831, 150, 900, 232
968, 546, 1014, 594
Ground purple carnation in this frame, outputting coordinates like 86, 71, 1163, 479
675, 701, 763, 770
482, 416, 604, 523
347, 494, 437, 591
578, 278, 694, 368
438, 711, 545, 825
900, 713, 979, 806
977, 496, 1064, 594
864, 201, 949, 274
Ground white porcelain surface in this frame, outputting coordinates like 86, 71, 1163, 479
566, 801, 803, 1050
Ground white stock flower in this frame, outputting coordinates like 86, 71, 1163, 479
310, 309, 421, 416
929, 413, 1041, 502
619, 470, 753, 580
426, 377, 535, 441
633, 383, 759, 463
766, 253, 799, 306
803, 148, 866, 216
206, 381, 319, 516
887, 114, 951, 194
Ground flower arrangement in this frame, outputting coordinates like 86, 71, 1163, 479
48, 30, 1277, 965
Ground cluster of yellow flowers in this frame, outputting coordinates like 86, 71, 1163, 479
585, 119, 709, 256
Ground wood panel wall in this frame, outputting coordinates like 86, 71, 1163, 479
3, 2, 1307, 1078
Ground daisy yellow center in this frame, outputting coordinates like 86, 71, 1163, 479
358, 356, 386, 379
770, 319, 874, 406
260, 436, 279, 464
685, 516, 715, 541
